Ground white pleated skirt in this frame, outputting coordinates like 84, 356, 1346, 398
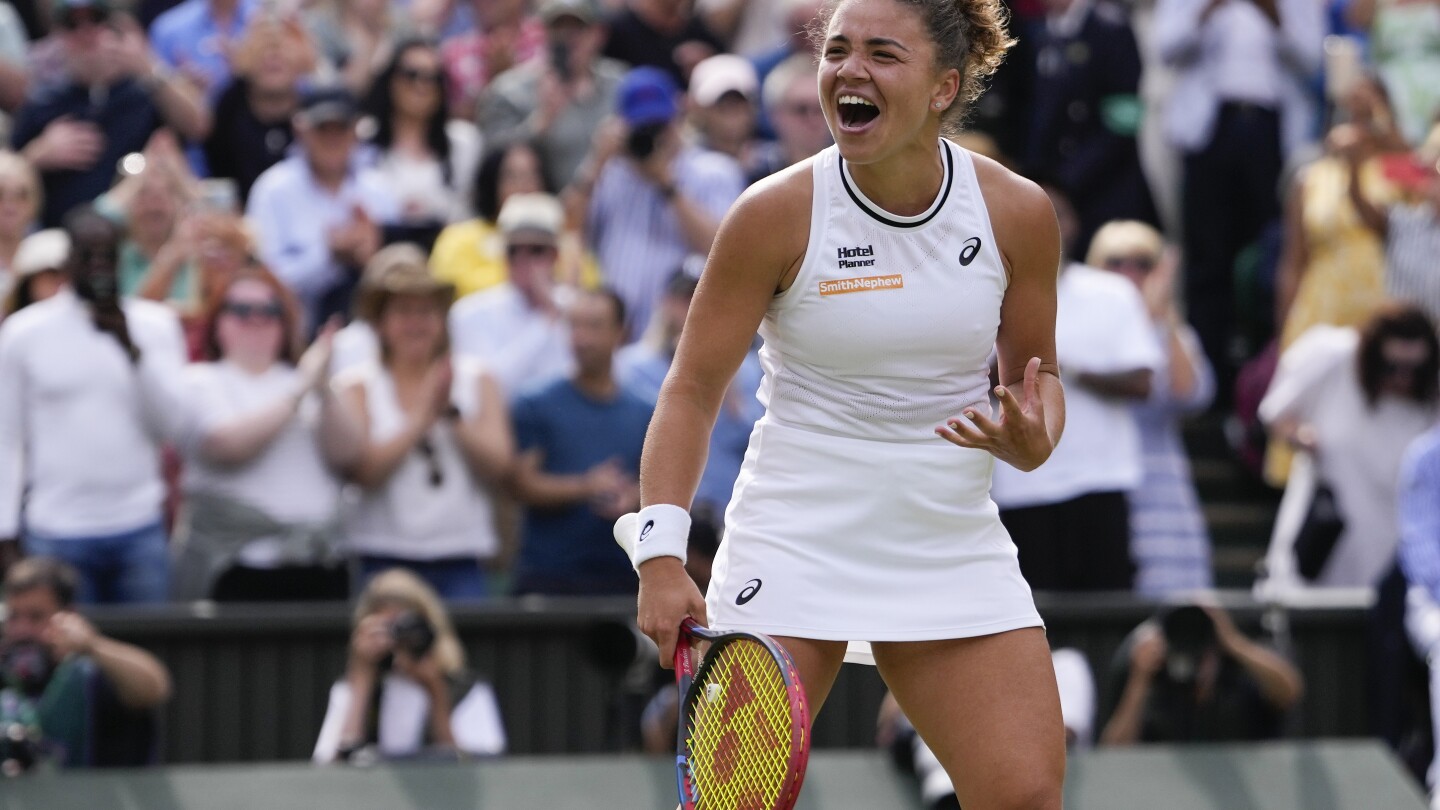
707, 419, 1044, 665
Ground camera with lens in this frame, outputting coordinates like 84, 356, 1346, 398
388, 610, 436, 662
1158, 605, 1218, 683
625, 122, 668, 161
0, 640, 54, 777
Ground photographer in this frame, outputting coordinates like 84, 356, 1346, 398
1099, 603, 1303, 745
1, 557, 172, 770
312, 568, 505, 764
572, 65, 743, 340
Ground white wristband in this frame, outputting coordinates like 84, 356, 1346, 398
613, 504, 690, 572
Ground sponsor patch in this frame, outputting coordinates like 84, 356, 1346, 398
818, 274, 904, 296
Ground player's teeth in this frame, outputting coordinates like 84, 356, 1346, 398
838, 95, 875, 107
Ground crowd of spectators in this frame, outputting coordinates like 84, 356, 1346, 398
0, 0, 1434, 794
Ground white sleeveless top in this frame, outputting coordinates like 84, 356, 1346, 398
759, 139, 1005, 443
708, 141, 1041, 657
339, 356, 500, 560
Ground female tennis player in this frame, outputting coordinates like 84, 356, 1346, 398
629, 0, 1067, 804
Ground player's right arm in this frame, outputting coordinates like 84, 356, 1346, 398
635, 163, 813, 666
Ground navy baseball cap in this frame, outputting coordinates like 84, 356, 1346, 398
618, 67, 679, 127
299, 85, 360, 125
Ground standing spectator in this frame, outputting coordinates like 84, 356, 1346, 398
1088, 221, 1215, 596
750, 53, 831, 178
95, 132, 196, 306
362, 38, 483, 243
312, 568, 505, 763
1347, 0, 1440, 145
579, 66, 744, 340
12, 0, 211, 228
0, 151, 39, 301
685, 53, 767, 181
0, 558, 172, 768
1, 228, 68, 319
304, 0, 414, 97
1153, 0, 1324, 402
438, 0, 543, 121
476, 0, 625, 190
172, 268, 354, 601
509, 288, 651, 595
332, 244, 513, 600
1259, 305, 1440, 590
140, 213, 256, 359
449, 193, 577, 399
430, 141, 554, 299
205, 13, 316, 206
1099, 603, 1303, 744
1349, 145, 1440, 326
147, 0, 255, 103
601, 0, 725, 85
247, 85, 397, 329
617, 268, 762, 522
1398, 408, 1440, 805
1028, 0, 1157, 257
991, 187, 1163, 592
0, 207, 189, 603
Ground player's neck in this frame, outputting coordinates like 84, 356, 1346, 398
844, 139, 946, 218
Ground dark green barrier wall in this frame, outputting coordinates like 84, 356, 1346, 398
86, 593, 1372, 764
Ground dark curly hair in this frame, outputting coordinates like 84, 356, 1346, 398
810, 0, 1016, 135
1357, 302, 1440, 408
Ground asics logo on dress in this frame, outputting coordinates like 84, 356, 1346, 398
837, 244, 876, 269
735, 579, 763, 605
959, 236, 982, 267
639, 520, 654, 542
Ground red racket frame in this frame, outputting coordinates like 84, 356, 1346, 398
673, 618, 811, 810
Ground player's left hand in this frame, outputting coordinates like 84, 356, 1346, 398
936, 356, 1054, 472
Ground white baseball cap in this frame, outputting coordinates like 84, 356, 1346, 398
13, 229, 70, 278
689, 54, 759, 107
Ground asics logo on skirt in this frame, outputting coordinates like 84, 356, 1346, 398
736, 579, 763, 605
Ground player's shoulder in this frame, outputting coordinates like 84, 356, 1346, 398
966, 149, 1059, 278
724, 158, 815, 231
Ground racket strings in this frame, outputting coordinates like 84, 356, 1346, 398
685, 640, 798, 810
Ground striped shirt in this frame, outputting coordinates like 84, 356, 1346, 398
587, 146, 745, 341
1386, 203, 1440, 325
1399, 423, 1440, 604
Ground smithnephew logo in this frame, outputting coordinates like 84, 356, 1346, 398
819, 274, 904, 295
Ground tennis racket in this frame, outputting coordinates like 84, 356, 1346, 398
672, 618, 811, 810
613, 514, 812, 810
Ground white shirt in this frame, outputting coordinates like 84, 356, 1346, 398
448, 283, 572, 401
312, 673, 506, 762
246, 155, 399, 317
180, 361, 340, 526
365, 120, 482, 224
991, 264, 1163, 509
0, 290, 189, 537
1153, 0, 1323, 157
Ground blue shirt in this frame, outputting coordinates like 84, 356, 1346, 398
1398, 424, 1440, 604
149, 0, 255, 105
512, 379, 653, 595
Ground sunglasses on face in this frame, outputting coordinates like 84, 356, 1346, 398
507, 243, 556, 259
222, 301, 284, 321
57, 8, 110, 30
396, 66, 442, 86
1381, 357, 1427, 375
1103, 256, 1157, 273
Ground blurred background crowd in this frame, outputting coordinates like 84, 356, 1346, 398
0, 0, 1438, 800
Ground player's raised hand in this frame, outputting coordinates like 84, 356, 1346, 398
937, 356, 1055, 471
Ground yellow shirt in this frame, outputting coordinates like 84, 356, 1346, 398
430, 218, 603, 298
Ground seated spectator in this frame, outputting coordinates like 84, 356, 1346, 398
684, 54, 766, 181
331, 244, 513, 600
247, 85, 396, 329
304, 0, 414, 97
617, 267, 762, 522
509, 289, 651, 596
1088, 221, 1215, 596
750, 53, 831, 179
1099, 603, 1303, 744
0, 150, 39, 298
0, 207, 189, 604
0, 557, 172, 769
1398, 409, 1440, 805
172, 268, 354, 601
312, 568, 505, 763
205, 13, 316, 206
991, 187, 1163, 592
1, 228, 68, 319
431, 140, 558, 299
1259, 304, 1440, 591
476, 0, 625, 190
449, 193, 578, 400
438, 0, 543, 121
361, 38, 483, 244
578, 66, 745, 339
147, 0, 256, 104
12, 0, 210, 228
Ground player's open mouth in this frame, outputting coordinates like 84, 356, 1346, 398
837, 95, 879, 131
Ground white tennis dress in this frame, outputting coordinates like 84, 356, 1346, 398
706, 139, 1043, 665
